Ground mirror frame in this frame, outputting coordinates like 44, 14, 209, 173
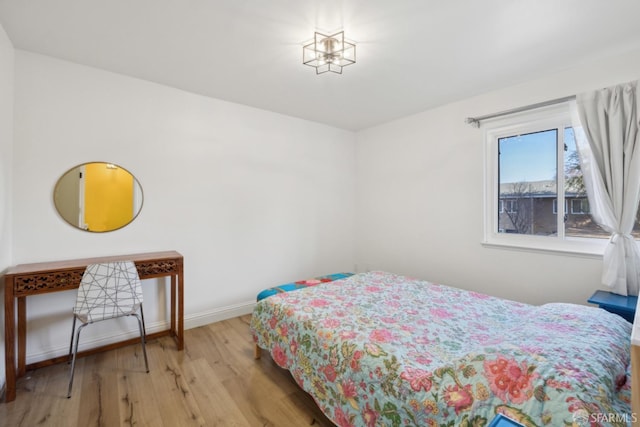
53, 162, 144, 232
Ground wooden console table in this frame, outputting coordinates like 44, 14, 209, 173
3, 250, 184, 402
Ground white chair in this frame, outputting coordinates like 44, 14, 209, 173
67, 261, 149, 398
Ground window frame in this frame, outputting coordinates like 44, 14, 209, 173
482, 104, 606, 257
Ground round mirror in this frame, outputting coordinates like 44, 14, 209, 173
54, 162, 143, 232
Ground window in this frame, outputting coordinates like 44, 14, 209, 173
483, 104, 610, 255
552, 199, 568, 214
570, 198, 589, 214
497, 128, 557, 236
501, 199, 517, 214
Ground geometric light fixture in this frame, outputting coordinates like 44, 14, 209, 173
303, 31, 356, 74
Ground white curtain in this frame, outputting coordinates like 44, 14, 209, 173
571, 80, 640, 296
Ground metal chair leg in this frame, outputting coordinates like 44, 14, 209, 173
140, 304, 147, 343
67, 322, 87, 398
68, 316, 77, 363
134, 313, 150, 373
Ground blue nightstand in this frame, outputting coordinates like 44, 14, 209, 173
588, 290, 637, 323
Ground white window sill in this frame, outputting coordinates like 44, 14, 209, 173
482, 234, 607, 259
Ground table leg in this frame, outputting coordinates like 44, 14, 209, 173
170, 274, 176, 338
177, 266, 184, 350
4, 277, 16, 402
17, 297, 26, 376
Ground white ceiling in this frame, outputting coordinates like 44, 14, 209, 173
1, 0, 640, 131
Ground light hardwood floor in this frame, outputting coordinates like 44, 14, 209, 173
0, 315, 335, 426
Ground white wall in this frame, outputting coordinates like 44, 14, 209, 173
12, 50, 356, 364
0, 22, 14, 392
355, 47, 640, 306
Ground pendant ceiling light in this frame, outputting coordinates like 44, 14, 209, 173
303, 31, 356, 75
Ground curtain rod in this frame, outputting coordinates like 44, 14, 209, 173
465, 94, 576, 128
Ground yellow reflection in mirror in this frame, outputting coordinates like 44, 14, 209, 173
54, 162, 143, 232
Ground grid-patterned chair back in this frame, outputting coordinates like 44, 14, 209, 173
73, 261, 143, 323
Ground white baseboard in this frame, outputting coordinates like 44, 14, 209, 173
185, 300, 255, 330
24, 300, 257, 365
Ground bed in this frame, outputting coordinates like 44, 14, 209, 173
250, 271, 633, 427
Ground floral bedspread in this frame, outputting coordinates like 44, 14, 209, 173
250, 271, 633, 427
